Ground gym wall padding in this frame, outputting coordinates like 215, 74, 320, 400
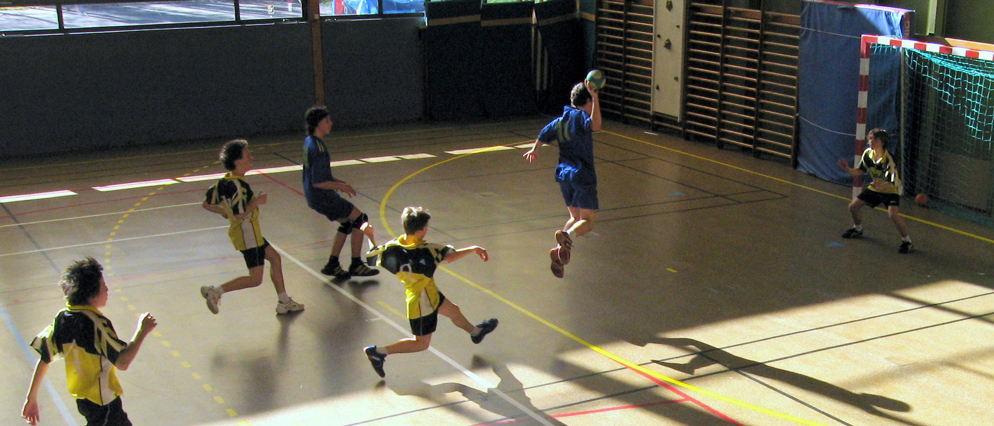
424, 0, 485, 121
323, 17, 425, 126
797, 1, 906, 184
534, 0, 585, 111
0, 24, 314, 158
481, 1, 538, 117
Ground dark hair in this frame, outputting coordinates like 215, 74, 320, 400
402, 206, 431, 235
868, 128, 889, 148
305, 107, 330, 136
60, 257, 104, 306
570, 82, 592, 108
220, 139, 249, 171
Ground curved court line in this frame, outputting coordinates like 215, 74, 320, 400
603, 130, 994, 245
375, 150, 832, 426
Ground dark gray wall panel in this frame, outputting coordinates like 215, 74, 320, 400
322, 18, 424, 127
1, 23, 314, 157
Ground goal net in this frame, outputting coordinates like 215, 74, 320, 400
858, 35, 994, 227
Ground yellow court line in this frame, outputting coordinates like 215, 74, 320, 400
376, 147, 831, 426
603, 130, 994, 245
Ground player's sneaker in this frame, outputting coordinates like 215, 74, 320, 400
276, 297, 304, 314
321, 258, 350, 280
349, 262, 380, 277
363, 346, 386, 378
200, 285, 221, 315
549, 248, 565, 278
471, 318, 498, 344
899, 241, 913, 254
842, 227, 863, 239
555, 230, 573, 249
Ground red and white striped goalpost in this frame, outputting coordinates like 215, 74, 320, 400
853, 35, 994, 199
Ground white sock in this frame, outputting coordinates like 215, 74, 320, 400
215, 286, 225, 295
853, 224, 863, 231
903, 236, 912, 242
471, 326, 482, 336
277, 292, 290, 303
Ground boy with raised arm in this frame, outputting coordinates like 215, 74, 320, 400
22, 257, 157, 426
362, 207, 498, 378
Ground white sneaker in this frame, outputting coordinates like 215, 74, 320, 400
200, 286, 221, 314
276, 297, 304, 314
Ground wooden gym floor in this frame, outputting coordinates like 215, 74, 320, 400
3, 117, 994, 425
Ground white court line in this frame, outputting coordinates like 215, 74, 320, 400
272, 243, 555, 426
3, 145, 504, 205
0, 226, 226, 258
0, 202, 202, 229
93, 178, 179, 192
0, 190, 77, 204
445, 145, 516, 155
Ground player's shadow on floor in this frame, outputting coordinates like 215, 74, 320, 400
647, 337, 921, 426
389, 356, 565, 426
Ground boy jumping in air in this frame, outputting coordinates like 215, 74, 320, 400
524, 80, 602, 277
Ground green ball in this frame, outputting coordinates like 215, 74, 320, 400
585, 69, 606, 90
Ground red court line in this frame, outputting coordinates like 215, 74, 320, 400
475, 398, 690, 425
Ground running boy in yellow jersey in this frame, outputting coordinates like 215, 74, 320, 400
362, 207, 498, 378
200, 139, 304, 314
22, 257, 157, 426
837, 128, 913, 253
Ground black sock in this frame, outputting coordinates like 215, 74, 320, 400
351, 257, 361, 266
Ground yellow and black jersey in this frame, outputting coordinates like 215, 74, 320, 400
858, 148, 903, 195
31, 305, 127, 406
378, 235, 453, 319
205, 174, 265, 251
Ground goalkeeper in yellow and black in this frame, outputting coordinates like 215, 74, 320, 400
837, 128, 913, 253
22, 257, 157, 426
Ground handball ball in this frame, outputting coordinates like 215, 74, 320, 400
586, 69, 606, 91
915, 193, 929, 206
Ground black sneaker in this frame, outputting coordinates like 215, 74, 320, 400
321, 259, 350, 280
842, 228, 863, 239
350, 262, 380, 277
363, 346, 386, 377
899, 241, 913, 254
471, 318, 498, 344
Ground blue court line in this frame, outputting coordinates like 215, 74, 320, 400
1, 304, 78, 425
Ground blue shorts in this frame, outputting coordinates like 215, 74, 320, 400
310, 195, 355, 222
559, 180, 599, 210
857, 189, 900, 208
240, 240, 270, 269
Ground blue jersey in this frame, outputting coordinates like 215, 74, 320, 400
302, 135, 343, 210
537, 106, 596, 185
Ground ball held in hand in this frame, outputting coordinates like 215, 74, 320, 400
586, 69, 606, 91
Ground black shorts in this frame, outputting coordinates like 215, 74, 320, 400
77, 397, 131, 426
857, 189, 900, 208
409, 293, 446, 336
240, 240, 270, 269
311, 196, 355, 222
